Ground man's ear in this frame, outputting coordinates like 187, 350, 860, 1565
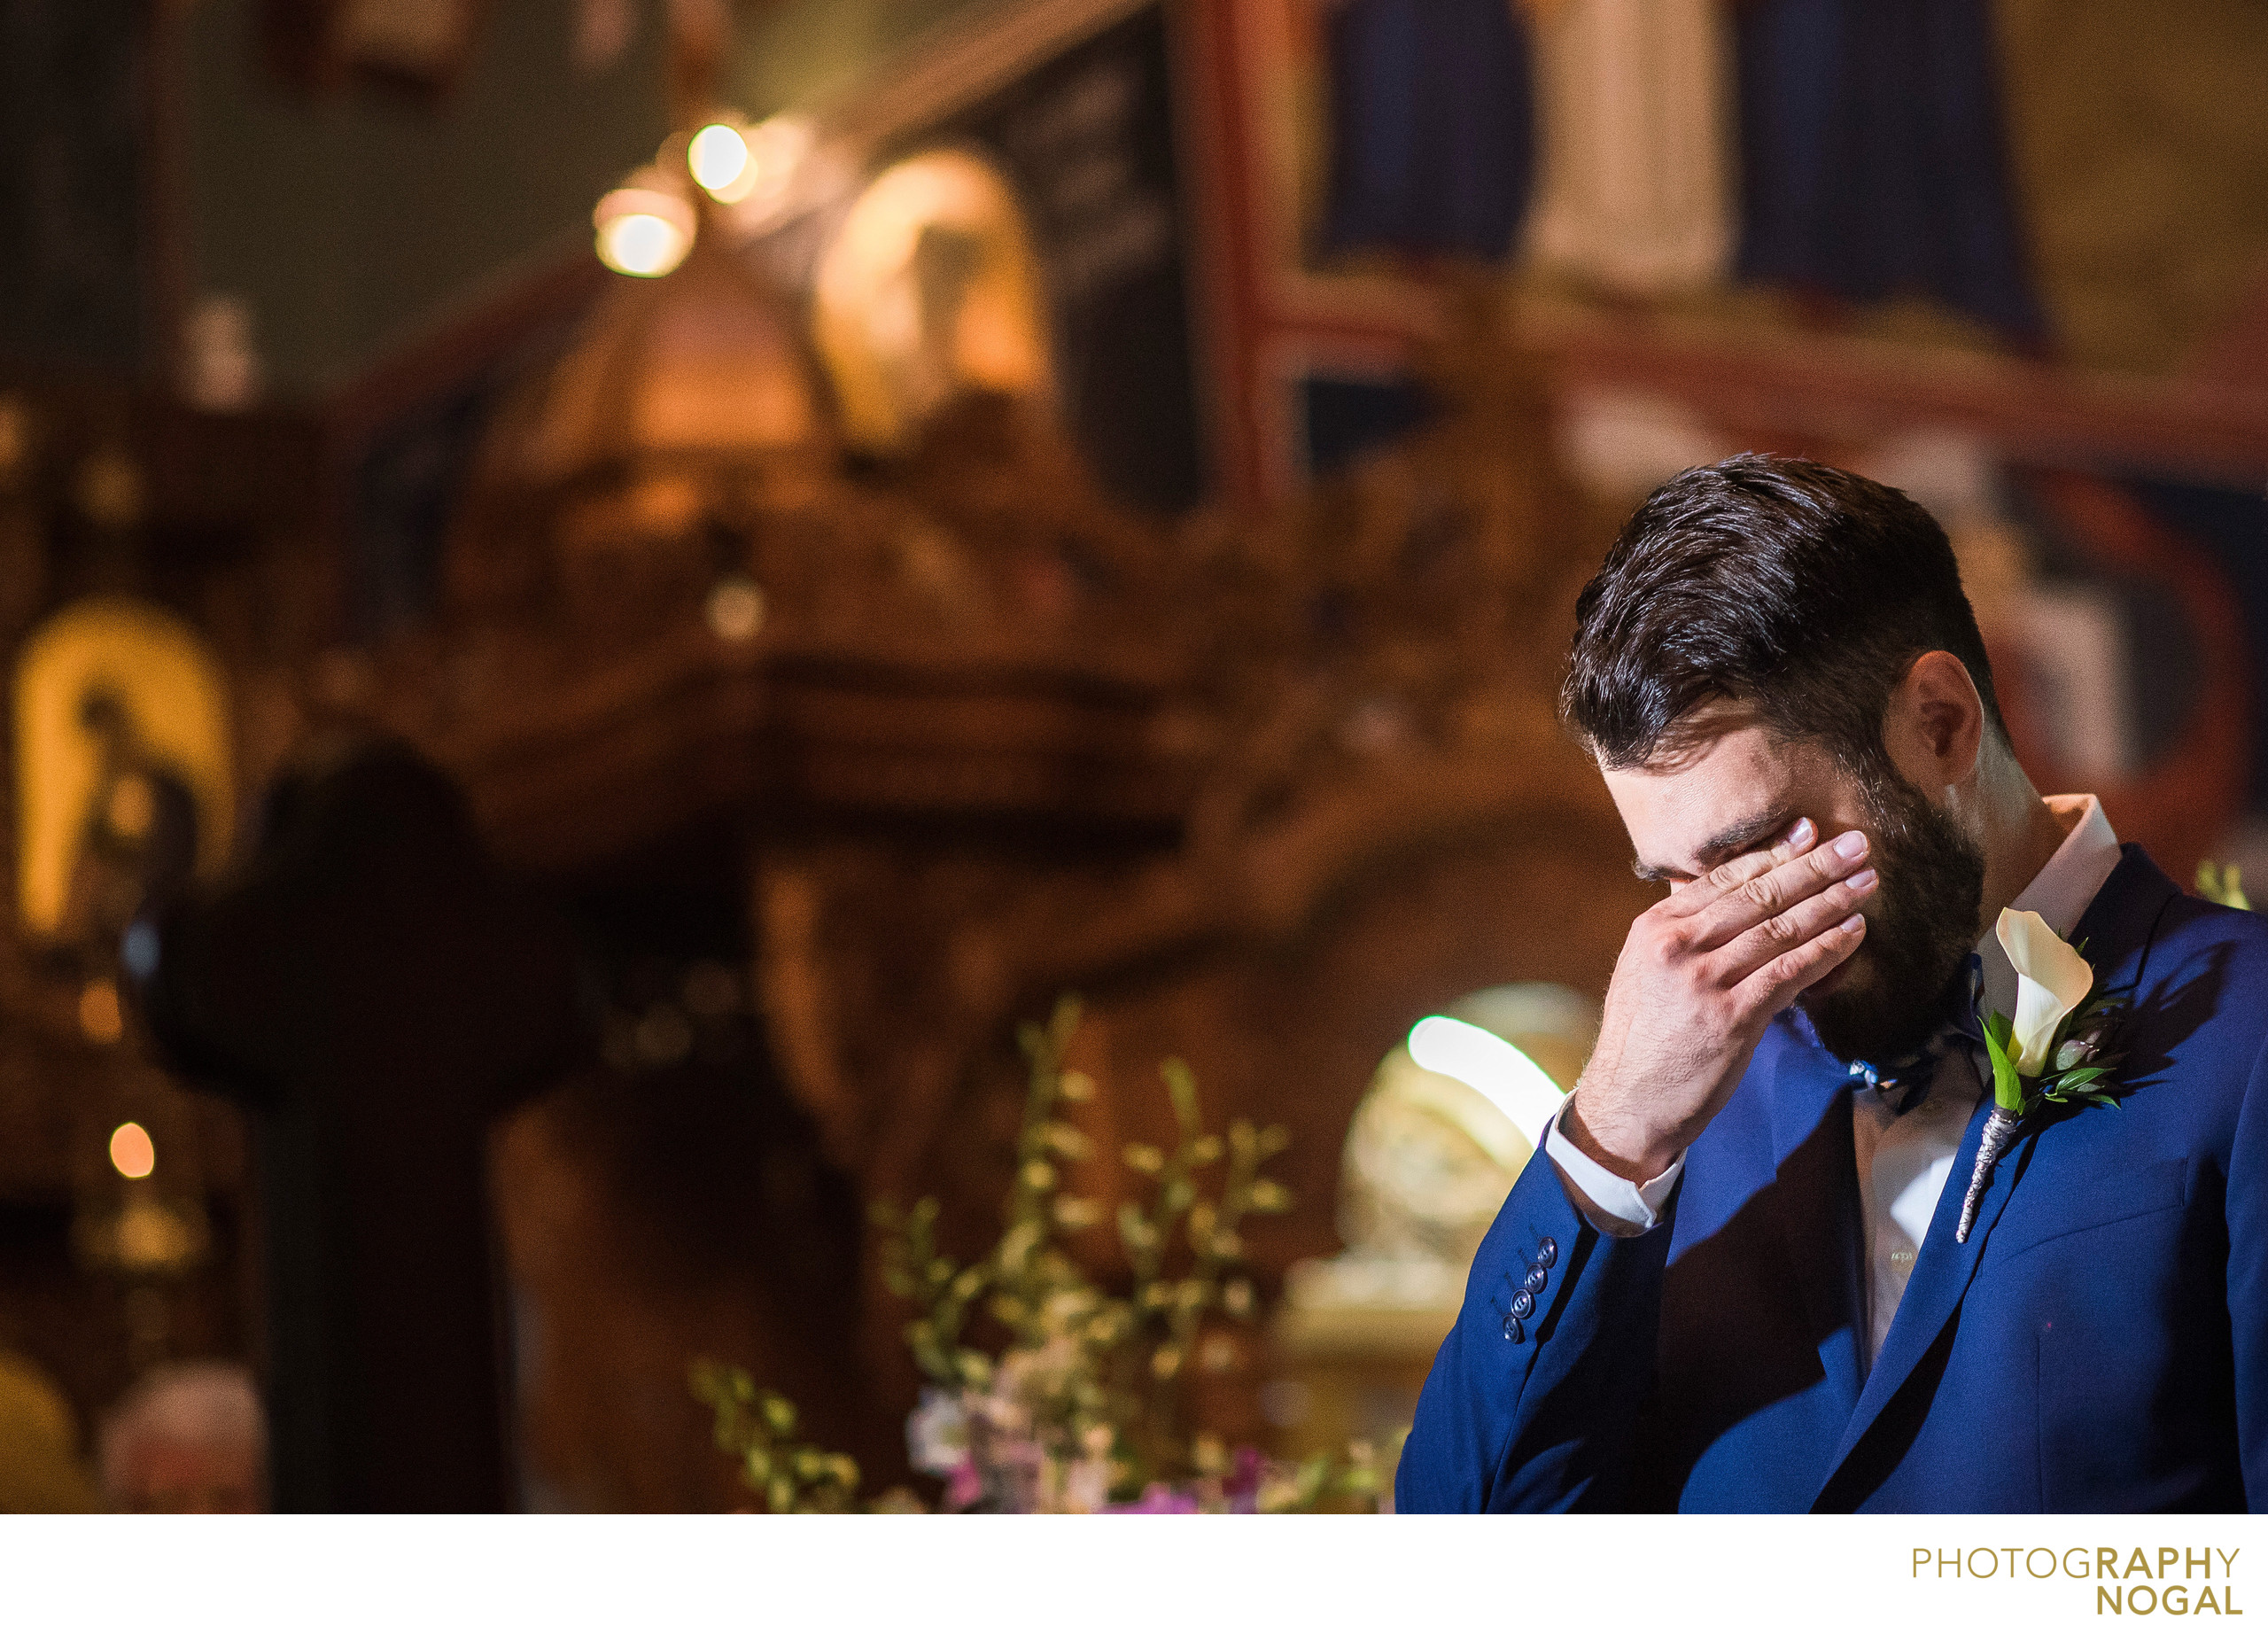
1886, 650, 1985, 787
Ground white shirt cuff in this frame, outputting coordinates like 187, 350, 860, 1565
1542, 1098, 1683, 1237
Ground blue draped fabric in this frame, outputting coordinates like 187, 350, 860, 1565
1323, 0, 1535, 260
1736, 0, 2046, 338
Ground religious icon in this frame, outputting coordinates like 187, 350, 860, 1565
1523, 0, 1736, 296
1270, 984, 1598, 1463
1330, 984, 1596, 1282
812, 149, 1056, 453
13, 599, 233, 956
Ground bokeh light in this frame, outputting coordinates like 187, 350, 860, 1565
704, 578, 765, 642
594, 184, 694, 278
109, 1121, 155, 1180
688, 121, 753, 202
1406, 1015, 1565, 1147
78, 979, 123, 1044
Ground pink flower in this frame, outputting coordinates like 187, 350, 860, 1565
944, 1458, 984, 1511
1106, 1482, 1200, 1513
1227, 1446, 1264, 1502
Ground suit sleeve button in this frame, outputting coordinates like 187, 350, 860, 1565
1522, 1265, 1547, 1294
1503, 1316, 1525, 1343
1509, 1288, 1534, 1319
1536, 1236, 1557, 1269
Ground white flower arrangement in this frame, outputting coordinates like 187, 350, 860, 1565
1958, 909, 2128, 1242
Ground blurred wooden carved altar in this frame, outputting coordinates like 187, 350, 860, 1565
3, 0, 2264, 1511
335, 244, 1647, 1502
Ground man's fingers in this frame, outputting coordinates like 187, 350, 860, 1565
1733, 912, 1867, 1017
1665, 817, 1817, 913
1711, 866, 1877, 987
1682, 828, 1871, 949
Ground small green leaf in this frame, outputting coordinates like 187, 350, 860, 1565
2198, 860, 2252, 910
1247, 1178, 1292, 1213
1044, 1122, 1091, 1160
1186, 1202, 1218, 1250
1980, 1023, 2026, 1114
1161, 1057, 1200, 1131
997, 1219, 1041, 1273
1118, 1202, 1156, 1251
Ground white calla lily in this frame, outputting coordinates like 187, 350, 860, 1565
1996, 907, 2093, 1077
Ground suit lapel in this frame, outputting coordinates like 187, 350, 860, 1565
1808, 845, 2179, 1507
1810, 1083, 2008, 1499
1765, 1048, 1866, 1421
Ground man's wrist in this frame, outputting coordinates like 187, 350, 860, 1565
1563, 1089, 1683, 1185
1543, 1100, 1683, 1236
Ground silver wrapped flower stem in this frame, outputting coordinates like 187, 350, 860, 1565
1955, 1107, 2022, 1243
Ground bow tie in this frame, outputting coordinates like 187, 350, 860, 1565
1840, 953, 1985, 1117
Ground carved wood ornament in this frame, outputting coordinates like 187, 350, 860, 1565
311, 233, 1652, 1496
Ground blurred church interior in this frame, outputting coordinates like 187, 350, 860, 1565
1, 0, 2264, 1510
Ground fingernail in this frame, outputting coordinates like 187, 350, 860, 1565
1788, 817, 1815, 848
1840, 914, 1865, 933
1832, 830, 1868, 860
1848, 867, 1878, 891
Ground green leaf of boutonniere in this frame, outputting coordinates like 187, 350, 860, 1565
1979, 1015, 2025, 1114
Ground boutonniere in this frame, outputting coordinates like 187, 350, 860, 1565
1956, 909, 2129, 1242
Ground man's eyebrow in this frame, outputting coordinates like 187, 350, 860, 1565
1631, 805, 1797, 883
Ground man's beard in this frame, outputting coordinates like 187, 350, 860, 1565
1800, 762, 1986, 1067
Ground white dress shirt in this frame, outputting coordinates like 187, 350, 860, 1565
1546, 795, 2124, 1371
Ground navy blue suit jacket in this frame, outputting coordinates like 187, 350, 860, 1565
1400, 847, 2268, 1511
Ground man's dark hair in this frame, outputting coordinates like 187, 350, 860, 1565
1560, 454, 2007, 772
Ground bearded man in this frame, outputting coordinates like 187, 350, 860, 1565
1398, 455, 2268, 1512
